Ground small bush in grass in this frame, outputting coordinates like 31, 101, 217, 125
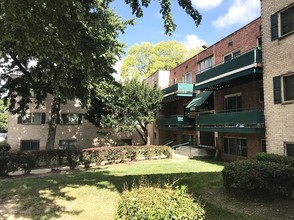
222, 160, 294, 196
116, 178, 205, 220
66, 149, 81, 170
18, 152, 38, 174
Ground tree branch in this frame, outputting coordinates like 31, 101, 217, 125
9, 53, 31, 76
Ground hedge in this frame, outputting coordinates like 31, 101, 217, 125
116, 181, 205, 220
256, 152, 294, 167
222, 160, 294, 197
0, 145, 172, 176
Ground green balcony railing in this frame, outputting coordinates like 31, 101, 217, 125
162, 83, 195, 98
196, 48, 262, 90
156, 115, 195, 130
196, 110, 265, 134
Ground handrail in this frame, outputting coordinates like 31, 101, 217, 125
164, 141, 174, 146
171, 142, 190, 150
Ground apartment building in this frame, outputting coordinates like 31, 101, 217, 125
7, 95, 143, 151
152, 18, 264, 160
261, 0, 294, 156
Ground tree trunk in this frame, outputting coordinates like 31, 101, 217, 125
136, 123, 150, 146
46, 97, 61, 150
136, 125, 147, 145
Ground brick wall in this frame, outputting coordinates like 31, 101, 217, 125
262, 0, 294, 155
214, 80, 264, 113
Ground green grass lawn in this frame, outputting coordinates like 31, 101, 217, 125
0, 159, 293, 220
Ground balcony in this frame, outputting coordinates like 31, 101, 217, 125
196, 110, 265, 134
156, 115, 195, 131
162, 83, 196, 102
195, 48, 263, 90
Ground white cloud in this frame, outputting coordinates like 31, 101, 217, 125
212, 0, 260, 29
192, 0, 223, 11
182, 34, 207, 49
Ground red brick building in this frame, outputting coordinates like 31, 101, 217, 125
154, 18, 264, 160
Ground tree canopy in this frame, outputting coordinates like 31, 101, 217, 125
86, 78, 163, 145
124, 0, 202, 35
121, 40, 201, 79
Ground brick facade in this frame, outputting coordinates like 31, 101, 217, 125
261, 0, 294, 155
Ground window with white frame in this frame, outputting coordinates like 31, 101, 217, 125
224, 137, 247, 157
17, 113, 45, 124
183, 72, 192, 83
224, 93, 242, 112
285, 142, 294, 157
283, 74, 294, 102
273, 73, 294, 104
60, 113, 82, 125
198, 56, 213, 73
271, 4, 294, 40
21, 140, 40, 151
223, 50, 240, 63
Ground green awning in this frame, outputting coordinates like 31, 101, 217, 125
185, 91, 213, 111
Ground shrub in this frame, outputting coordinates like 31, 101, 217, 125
17, 152, 38, 174
66, 149, 81, 170
116, 179, 205, 220
0, 153, 18, 176
0, 141, 11, 152
256, 152, 294, 167
222, 160, 294, 196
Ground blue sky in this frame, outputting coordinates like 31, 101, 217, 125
111, 0, 261, 51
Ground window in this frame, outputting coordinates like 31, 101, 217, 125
283, 74, 294, 101
257, 37, 262, 48
273, 74, 294, 104
281, 5, 294, 36
224, 93, 242, 112
224, 138, 247, 157
271, 4, 294, 40
261, 140, 266, 153
17, 113, 45, 124
183, 72, 192, 83
259, 87, 264, 102
223, 50, 240, 63
21, 140, 40, 151
199, 56, 213, 72
59, 140, 77, 149
285, 142, 294, 156
61, 113, 82, 124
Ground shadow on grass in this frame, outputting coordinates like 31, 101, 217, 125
0, 166, 222, 219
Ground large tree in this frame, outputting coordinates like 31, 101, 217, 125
0, 0, 201, 149
0, 0, 129, 149
121, 40, 201, 79
86, 79, 163, 145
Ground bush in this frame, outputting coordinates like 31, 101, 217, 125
0, 153, 18, 176
0, 141, 11, 152
66, 149, 81, 170
256, 152, 294, 167
116, 180, 205, 220
222, 160, 294, 196
17, 152, 38, 174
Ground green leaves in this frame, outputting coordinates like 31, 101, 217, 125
124, 0, 202, 35
121, 40, 200, 79
0, 0, 128, 112
86, 78, 163, 144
